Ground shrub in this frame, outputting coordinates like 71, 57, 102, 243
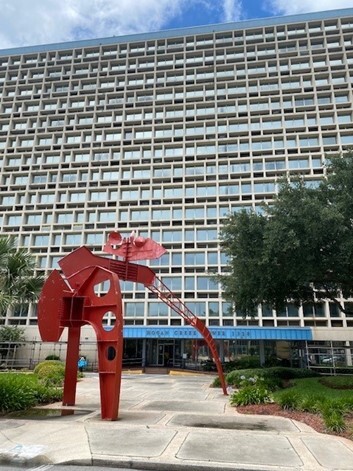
321, 404, 346, 433
212, 377, 221, 388
45, 354, 61, 361
226, 368, 264, 387
33, 360, 64, 374
235, 356, 262, 370
0, 374, 37, 412
298, 395, 323, 413
225, 367, 318, 388
230, 386, 272, 406
276, 390, 301, 410
267, 367, 319, 380
341, 396, 353, 411
34, 361, 65, 387
319, 376, 353, 390
33, 383, 63, 404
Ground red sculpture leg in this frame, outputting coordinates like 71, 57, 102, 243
64, 266, 124, 420
97, 338, 123, 420
63, 326, 81, 406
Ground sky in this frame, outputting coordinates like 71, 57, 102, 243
0, 0, 352, 50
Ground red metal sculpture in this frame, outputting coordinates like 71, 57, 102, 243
38, 231, 227, 421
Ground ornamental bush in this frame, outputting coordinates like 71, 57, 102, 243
321, 404, 346, 433
275, 390, 301, 410
0, 373, 63, 413
230, 386, 272, 406
0, 374, 37, 412
34, 360, 65, 387
45, 354, 61, 361
225, 367, 318, 388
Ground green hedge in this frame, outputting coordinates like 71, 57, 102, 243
0, 373, 62, 413
225, 367, 318, 388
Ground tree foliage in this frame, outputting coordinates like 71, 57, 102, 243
0, 236, 43, 315
219, 151, 353, 315
0, 325, 25, 342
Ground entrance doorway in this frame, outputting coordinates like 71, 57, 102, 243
148, 339, 181, 367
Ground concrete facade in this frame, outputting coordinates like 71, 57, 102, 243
0, 9, 353, 365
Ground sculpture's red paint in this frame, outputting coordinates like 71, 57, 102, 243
38, 231, 227, 421
103, 231, 167, 261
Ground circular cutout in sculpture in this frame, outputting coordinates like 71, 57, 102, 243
106, 346, 116, 361
102, 311, 116, 331
93, 279, 110, 297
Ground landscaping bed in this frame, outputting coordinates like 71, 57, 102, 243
218, 367, 353, 441
236, 403, 353, 441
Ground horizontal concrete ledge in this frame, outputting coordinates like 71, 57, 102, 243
91, 456, 277, 471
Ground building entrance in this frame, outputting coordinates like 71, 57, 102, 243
148, 339, 182, 367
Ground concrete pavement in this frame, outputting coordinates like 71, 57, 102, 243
0, 372, 352, 470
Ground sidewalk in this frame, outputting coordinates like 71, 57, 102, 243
0, 372, 353, 470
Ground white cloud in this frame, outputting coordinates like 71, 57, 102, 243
222, 0, 243, 22
0, 0, 190, 49
266, 0, 353, 16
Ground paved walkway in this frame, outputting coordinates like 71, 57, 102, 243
0, 372, 352, 470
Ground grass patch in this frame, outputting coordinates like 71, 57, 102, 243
273, 377, 353, 402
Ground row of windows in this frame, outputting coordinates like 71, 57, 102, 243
0, 65, 353, 103
1, 156, 322, 185
10, 299, 346, 319
0, 71, 351, 115
1, 130, 351, 153
2, 132, 348, 159
1, 48, 353, 89
20, 228, 219, 248
1, 202, 272, 228
1, 84, 351, 122
0, 18, 352, 69
121, 301, 351, 318
1, 107, 352, 144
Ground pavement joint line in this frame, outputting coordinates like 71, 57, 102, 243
286, 435, 325, 470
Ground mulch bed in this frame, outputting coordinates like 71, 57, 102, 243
236, 403, 353, 441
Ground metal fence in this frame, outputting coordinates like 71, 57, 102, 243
0, 340, 97, 371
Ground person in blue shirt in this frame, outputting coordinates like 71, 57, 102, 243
78, 356, 87, 372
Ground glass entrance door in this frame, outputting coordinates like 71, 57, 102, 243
147, 339, 182, 366
157, 341, 174, 366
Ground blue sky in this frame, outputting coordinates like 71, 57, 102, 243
0, 0, 352, 50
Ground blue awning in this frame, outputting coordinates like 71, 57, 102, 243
123, 326, 312, 341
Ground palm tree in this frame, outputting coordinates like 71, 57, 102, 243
0, 236, 43, 316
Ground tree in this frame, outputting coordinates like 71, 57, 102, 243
0, 236, 43, 316
218, 151, 353, 316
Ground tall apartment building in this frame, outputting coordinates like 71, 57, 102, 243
0, 9, 353, 368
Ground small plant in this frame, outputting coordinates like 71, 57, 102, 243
299, 395, 324, 413
321, 405, 346, 433
276, 390, 300, 410
230, 386, 272, 406
212, 377, 221, 388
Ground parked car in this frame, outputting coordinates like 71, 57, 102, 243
320, 354, 345, 365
